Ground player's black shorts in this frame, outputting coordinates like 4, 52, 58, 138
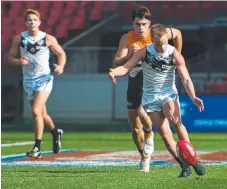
127, 70, 143, 109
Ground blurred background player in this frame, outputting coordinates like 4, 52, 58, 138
109, 23, 206, 178
8, 9, 66, 158
112, 6, 184, 173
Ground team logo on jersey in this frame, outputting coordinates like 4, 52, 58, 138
156, 56, 173, 65
30, 48, 36, 53
127, 101, 134, 108
37, 39, 44, 46
147, 53, 156, 62
22, 39, 29, 46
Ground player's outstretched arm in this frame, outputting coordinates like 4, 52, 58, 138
47, 34, 66, 75
109, 47, 145, 84
174, 50, 204, 112
167, 28, 182, 53
8, 35, 29, 65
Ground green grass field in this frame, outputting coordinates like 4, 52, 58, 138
2, 132, 227, 189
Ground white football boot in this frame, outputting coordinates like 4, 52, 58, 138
139, 156, 151, 172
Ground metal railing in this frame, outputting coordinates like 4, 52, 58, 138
64, 47, 117, 73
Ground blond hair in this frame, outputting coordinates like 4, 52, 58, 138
24, 9, 40, 21
150, 24, 168, 41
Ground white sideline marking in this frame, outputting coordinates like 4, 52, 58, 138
1, 141, 34, 147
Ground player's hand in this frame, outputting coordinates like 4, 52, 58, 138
109, 68, 116, 84
127, 43, 141, 59
192, 97, 204, 112
54, 64, 64, 75
20, 56, 29, 65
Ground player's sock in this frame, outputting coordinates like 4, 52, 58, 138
34, 139, 41, 150
143, 127, 152, 139
50, 128, 59, 140
175, 157, 188, 168
138, 149, 143, 156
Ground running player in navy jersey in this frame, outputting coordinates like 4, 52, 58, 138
9, 9, 66, 158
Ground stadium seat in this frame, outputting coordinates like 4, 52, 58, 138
59, 18, 70, 27
55, 27, 68, 38
103, 1, 119, 12
47, 11, 61, 25
63, 1, 78, 16
68, 15, 85, 30
200, 2, 213, 23
8, 6, 23, 18
214, 2, 227, 17
39, 9, 49, 20
80, 1, 91, 7
45, 26, 53, 35
39, 1, 52, 9
13, 17, 24, 26
159, 2, 175, 24
2, 16, 12, 26
10, 1, 25, 9
174, 2, 199, 24
14, 25, 26, 34
121, 2, 134, 20
2, 27, 14, 46
1, 5, 7, 17
90, 2, 103, 21
25, 1, 39, 10
52, 1, 65, 10
38, 1, 52, 18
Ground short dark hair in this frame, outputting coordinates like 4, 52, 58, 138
132, 6, 151, 21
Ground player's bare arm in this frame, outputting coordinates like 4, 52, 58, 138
46, 34, 66, 75
8, 35, 29, 65
113, 34, 142, 68
112, 34, 130, 68
167, 28, 182, 53
174, 50, 204, 111
109, 47, 146, 84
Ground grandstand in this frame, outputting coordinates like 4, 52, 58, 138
1, 1, 227, 123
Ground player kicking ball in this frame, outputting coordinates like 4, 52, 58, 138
109, 23, 205, 177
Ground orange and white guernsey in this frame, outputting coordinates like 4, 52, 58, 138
127, 28, 152, 77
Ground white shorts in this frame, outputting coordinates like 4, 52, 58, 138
23, 75, 54, 100
142, 91, 180, 113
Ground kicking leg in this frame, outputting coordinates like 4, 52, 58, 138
162, 100, 190, 142
162, 100, 205, 176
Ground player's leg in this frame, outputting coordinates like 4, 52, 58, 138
138, 105, 154, 158
156, 117, 191, 178
128, 109, 144, 155
162, 96, 205, 176
26, 91, 50, 158
127, 74, 145, 163
42, 105, 63, 154
147, 110, 190, 177
162, 95, 189, 142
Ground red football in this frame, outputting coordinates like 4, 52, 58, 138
176, 140, 197, 166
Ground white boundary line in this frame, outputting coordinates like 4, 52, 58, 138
1, 150, 227, 167
1, 141, 34, 147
